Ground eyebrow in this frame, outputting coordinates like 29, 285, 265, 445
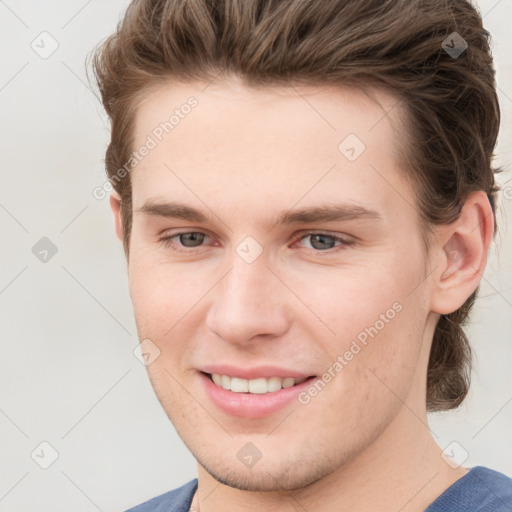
135, 200, 382, 226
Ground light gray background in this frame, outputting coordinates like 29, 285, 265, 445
1, 1, 511, 511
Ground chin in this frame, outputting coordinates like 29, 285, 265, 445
193, 446, 345, 492
200, 464, 329, 492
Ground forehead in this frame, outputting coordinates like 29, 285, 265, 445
130, 76, 414, 225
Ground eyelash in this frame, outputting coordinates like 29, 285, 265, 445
158, 230, 355, 255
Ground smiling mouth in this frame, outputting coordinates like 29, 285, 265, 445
204, 372, 314, 394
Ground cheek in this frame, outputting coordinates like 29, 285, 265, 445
302, 249, 427, 398
307, 256, 424, 348
128, 247, 212, 333
300, 307, 424, 442
321, 294, 426, 421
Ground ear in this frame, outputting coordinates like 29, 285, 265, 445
430, 191, 494, 315
109, 190, 123, 242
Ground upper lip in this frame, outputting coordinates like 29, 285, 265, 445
199, 364, 315, 380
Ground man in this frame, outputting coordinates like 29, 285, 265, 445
89, 0, 512, 510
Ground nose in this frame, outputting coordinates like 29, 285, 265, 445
205, 251, 292, 346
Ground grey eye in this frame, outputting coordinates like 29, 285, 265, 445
178, 232, 206, 247
306, 234, 338, 250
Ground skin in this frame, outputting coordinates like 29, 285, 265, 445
110, 75, 494, 512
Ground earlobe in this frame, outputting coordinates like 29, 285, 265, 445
109, 190, 123, 242
430, 191, 494, 315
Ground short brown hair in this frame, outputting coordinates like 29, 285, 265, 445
87, 0, 501, 412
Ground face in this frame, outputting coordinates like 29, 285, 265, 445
122, 76, 436, 491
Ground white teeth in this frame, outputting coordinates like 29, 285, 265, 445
221, 375, 231, 390
210, 374, 308, 394
267, 376, 282, 392
230, 377, 249, 393
249, 378, 267, 394
282, 377, 296, 388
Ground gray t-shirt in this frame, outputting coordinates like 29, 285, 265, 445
124, 466, 512, 512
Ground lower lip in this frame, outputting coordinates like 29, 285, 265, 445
199, 372, 316, 418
